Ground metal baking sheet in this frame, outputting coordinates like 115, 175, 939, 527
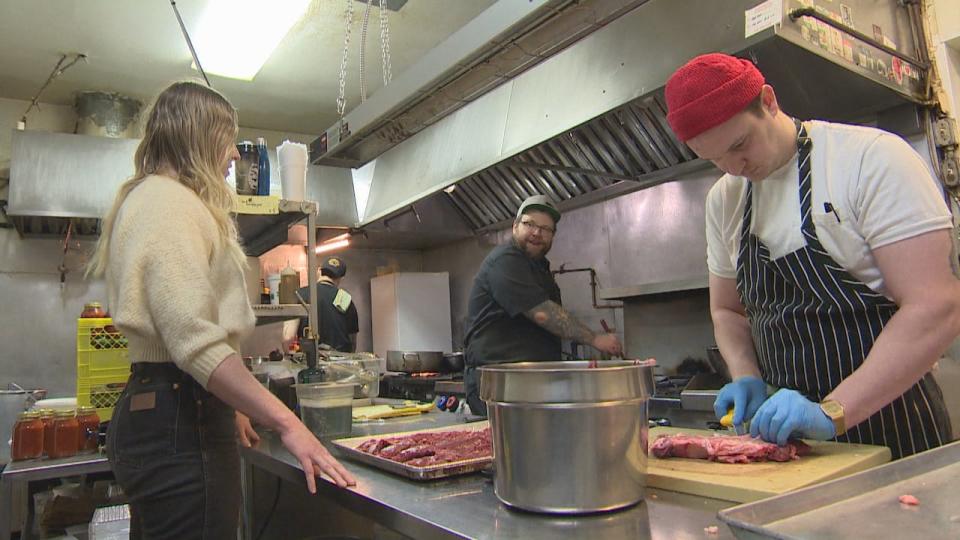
332, 421, 492, 481
718, 440, 960, 539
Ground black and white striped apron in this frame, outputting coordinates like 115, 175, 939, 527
735, 120, 952, 459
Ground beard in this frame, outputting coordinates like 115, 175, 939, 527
514, 235, 551, 260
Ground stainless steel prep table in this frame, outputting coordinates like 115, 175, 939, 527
0, 452, 111, 540
240, 412, 737, 539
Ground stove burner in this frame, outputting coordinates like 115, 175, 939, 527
381, 372, 462, 401
409, 372, 442, 378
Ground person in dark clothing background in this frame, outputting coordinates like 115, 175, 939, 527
298, 256, 360, 352
463, 195, 623, 415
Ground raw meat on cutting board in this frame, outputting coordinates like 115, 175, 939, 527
650, 432, 812, 464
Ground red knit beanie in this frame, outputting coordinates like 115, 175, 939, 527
665, 53, 765, 142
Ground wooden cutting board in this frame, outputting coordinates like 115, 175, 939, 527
352, 402, 435, 420
647, 426, 891, 503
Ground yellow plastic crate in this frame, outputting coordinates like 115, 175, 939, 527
77, 318, 130, 420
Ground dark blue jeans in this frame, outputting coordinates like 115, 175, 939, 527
107, 363, 240, 540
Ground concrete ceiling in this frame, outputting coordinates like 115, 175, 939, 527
0, 0, 496, 134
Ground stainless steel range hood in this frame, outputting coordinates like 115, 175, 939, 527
6, 130, 139, 237
356, 0, 928, 231
5, 130, 358, 239
312, 0, 652, 168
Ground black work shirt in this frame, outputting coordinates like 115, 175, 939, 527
297, 281, 359, 353
464, 242, 563, 366
463, 242, 562, 415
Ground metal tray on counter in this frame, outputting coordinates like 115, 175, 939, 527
718, 440, 960, 539
331, 421, 492, 481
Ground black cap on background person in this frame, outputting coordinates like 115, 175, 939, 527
321, 256, 346, 279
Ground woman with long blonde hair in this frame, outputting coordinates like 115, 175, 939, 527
89, 81, 355, 539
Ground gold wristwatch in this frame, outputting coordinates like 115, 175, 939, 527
819, 400, 846, 435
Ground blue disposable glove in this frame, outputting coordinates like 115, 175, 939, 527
749, 389, 835, 446
713, 375, 768, 428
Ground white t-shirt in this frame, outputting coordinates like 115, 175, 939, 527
706, 120, 952, 298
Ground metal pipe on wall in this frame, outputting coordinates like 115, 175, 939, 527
552, 266, 623, 310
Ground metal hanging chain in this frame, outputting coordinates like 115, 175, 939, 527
21, 53, 87, 126
379, 0, 393, 85
170, 0, 212, 87
360, 0, 374, 102
336, 0, 355, 117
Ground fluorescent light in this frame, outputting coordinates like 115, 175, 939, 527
324, 232, 351, 243
315, 239, 350, 254
191, 0, 311, 81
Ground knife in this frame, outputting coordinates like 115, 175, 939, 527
720, 407, 747, 436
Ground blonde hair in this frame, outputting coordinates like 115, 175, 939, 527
87, 81, 246, 277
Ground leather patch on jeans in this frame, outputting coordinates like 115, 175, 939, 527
129, 391, 157, 411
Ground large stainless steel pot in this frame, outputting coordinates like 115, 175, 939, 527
479, 361, 655, 514
385, 350, 445, 373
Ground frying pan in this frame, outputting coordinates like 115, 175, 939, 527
385, 350, 445, 373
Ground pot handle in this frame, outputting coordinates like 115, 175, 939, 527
9, 382, 41, 409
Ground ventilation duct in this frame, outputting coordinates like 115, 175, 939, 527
354, 0, 929, 233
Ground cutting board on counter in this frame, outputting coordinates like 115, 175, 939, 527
352, 402, 434, 420
647, 426, 891, 503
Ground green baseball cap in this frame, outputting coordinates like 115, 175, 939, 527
516, 195, 560, 223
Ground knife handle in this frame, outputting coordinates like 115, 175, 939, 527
720, 408, 735, 428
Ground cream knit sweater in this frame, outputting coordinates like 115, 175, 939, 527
107, 175, 255, 388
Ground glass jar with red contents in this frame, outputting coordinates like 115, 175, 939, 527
49, 410, 80, 459
11, 411, 44, 461
80, 302, 107, 318
38, 409, 55, 457
76, 406, 101, 453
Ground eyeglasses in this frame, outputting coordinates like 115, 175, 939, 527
520, 219, 555, 235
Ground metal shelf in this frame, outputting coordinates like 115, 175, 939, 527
598, 276, 708, 300
236, 200, 317, 257
236, 199, 319, 332
251, 304, 308, 326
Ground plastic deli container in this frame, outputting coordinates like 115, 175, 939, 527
295, 382, 356, 440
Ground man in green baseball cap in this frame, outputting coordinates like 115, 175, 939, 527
463, 195, 623, 415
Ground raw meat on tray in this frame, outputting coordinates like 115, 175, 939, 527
357, 427, 492, 467
650, 432, 812, 464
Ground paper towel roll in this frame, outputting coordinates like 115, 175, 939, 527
278, 140, 308, 201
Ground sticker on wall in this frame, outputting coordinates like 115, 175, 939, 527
744, 0, 782, 39
839, 4, 854, 29
842, 37, 854, 63
892, 57, 904, 85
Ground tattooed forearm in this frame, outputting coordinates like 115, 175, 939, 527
525, 300, 595, 344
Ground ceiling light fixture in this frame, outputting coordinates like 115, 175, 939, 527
324, 232, 351, 243
315, 238, 350, 254
191, 0, 311, 81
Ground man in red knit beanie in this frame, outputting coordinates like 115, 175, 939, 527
663, 52, 958, 460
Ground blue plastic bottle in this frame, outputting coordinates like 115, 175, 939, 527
256, 137, 270, 196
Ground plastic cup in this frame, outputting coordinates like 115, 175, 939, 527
295, 382, 356, 440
